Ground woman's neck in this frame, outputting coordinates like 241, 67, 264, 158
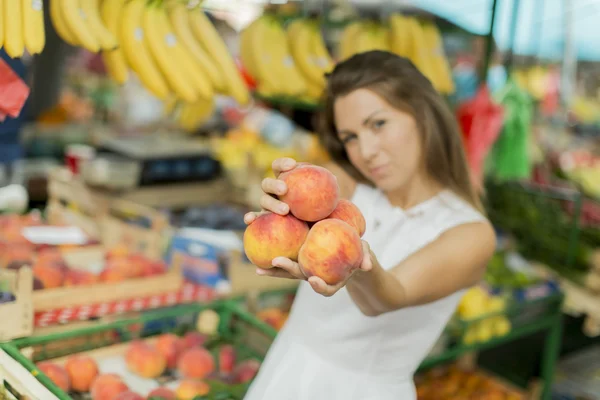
384, 175, 444, 210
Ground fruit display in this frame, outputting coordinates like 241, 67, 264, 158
243, 162, 366, 285
339, 14, 455, 94
8, 304, 266, 400
0, 0, 46, 58
2, 245, 168, 291
455, 286, 512, 345
415, 364, 526, 399
485, 252, 541, 289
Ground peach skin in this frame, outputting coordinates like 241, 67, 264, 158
64, 355, 99, 392
278, 163, 340, 222
243, 212, 309, 269
298, 219, 364, 285
326, 199, 366, 237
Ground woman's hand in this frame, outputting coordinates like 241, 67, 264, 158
243, 157, 297, 224
256, 241, 374, 297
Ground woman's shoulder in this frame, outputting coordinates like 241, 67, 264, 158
433, 190, 488, 228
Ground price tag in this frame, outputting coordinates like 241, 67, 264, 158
21, 226, 89, 245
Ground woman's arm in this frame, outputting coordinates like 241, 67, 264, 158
346, 221, 496, 317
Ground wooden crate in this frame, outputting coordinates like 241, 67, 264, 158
0, 347, 58, 399
0, 268, 33, 342
46, 168, 170, 260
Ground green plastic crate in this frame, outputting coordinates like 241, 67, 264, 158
484, 180, 590, 281
0, 301, 274, 400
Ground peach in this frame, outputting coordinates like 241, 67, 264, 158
90, 374, 129, 400
114, 391, 144, 400
177, 347, 215, 379
326, 199, 366, 237
180, 332, 207, 349
99, 266, 127, 283
64, 270, 99, 287
298, 219, 363, 285
37, 361, 70, 392
65, 355, 99, 392
33, 263, 66, 288
141, 261, 167, 277
218, 345, 236, 375
175, 380, 210, 400
279, 164, 339, 222
147, 387, 177, 399
232, 359, 261, 384
125, 341, 166, 378
243, 212, 309, 269
154, 333, 184, 369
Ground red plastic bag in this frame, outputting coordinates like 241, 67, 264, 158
456, 85, 504, 192
0, 58, 30, 118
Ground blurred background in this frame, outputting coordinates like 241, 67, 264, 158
0, 1, 599, 399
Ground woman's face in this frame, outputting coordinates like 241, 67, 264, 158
334, 88, 424, 193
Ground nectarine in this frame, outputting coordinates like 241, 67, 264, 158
298, 219, 363, 285
279, 164, 339, 222
37, 361, 70, 392
326, 199, 366, 237
177, 347, 215, 379
65, 355, 99, 392
90, 374, 129, 400
243, 212, 309, 269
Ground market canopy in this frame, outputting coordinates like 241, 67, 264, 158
410, 0, 600, 61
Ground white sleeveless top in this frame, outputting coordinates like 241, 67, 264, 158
244, 184, 486, 400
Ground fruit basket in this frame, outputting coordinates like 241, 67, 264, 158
1, 302, 271, 399
415, 362, 537, 399
232, 287, 297, 334
448, 285, 563, 347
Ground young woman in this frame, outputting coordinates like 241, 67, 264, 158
243, 50, 496, 400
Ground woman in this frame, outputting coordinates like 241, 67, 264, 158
243, 51, 496, 400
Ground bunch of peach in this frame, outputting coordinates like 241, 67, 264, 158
4, 246, 167, 291
244, 163, 366, 285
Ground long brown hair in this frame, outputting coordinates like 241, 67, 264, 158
319, 50, 483, 212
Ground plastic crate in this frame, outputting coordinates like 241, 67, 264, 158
485, 180, 589, 279
0, 301, 273, 400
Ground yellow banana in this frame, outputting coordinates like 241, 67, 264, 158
356, 22, 390, 53
49, 0, 78, 45
178, 98, 215, 132
246, 16, 284, 95
307, 22, 334, 76
189, 6, 250, 105
81, 0, 117, 50
22, 0, 45, 54
120, 0, 169, 99
406, 18, 435, 83
423, 22, 455, 94
61, 0, 100, 52
389, 14, 410, 57
100, 0, 128, 84
143, 5, 197, 102
338, 21, 363, 60
158, 7, 213, 100
287, 19, 326, 87
168, 2, 225, 93
0, 0, 4, 49
4, 0, 24, 58
239, 19, 260, 80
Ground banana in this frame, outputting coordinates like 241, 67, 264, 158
100, 0, 128, 84
61, 0, 100, 52
405, 18, 435, 83
49, 0, 78, 45
168, 2, 225, 93
81, 0, 117, 50
239, 18, 260, 80
120, 0, 169, 99
178, 98, 215, 132
4, 0, 25, 58
287, 19, 327, 87
355, 22, 390, 53
22, 0, 45, 54
0, 0, 4, 49
423, 22, 455, 94
338, 21, 363, 60
188, 6, 250, 105
143, 4, 198, 102
308, 22, 334, 76
245, 16, 284, 95
389, 14, 410, 57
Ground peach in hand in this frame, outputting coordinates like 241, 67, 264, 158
243, 212, 309, 269
279, 164, 340, 222
326, 199, 366, 237
298, 219, 364, 285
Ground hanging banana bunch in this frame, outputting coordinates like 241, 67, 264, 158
0, 0, 46, 58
